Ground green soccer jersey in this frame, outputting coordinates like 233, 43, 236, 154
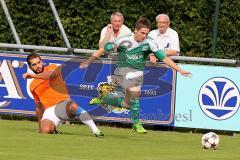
104, 33, 166, 70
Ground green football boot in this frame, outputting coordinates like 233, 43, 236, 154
89, 93, 108, 105
132, 122, 147, 134
94, 130, 104, 138
89, 97, 103, 105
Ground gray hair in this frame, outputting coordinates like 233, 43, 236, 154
110, 12, 124, 21
155, 14, 170, 22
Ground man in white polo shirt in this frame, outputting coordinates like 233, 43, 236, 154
80, 12, 131, 67
98, 12, 131, 48
149, 14, 180, 56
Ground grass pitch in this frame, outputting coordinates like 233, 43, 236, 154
0, 119, 239, 160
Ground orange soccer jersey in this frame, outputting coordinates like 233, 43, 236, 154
30, 64, 70, 109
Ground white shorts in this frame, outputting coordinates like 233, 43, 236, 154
109, 67, 143, 91
42, 100, 73, 127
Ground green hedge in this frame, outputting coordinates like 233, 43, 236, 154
0, 0, 239, 59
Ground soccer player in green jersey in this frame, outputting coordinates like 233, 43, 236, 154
80, 17, 191, 134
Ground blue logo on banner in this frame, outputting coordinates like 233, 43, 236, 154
199, 77, 240, 120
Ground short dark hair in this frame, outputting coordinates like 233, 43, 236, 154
135, 17, 151, 30
27, 53, 41, 66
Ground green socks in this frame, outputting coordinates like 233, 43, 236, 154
130, 99, 140, 124
101, 95, 140, 124
102, 94, 124, 108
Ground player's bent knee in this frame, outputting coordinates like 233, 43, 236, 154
40, 119, 55, 134
40, 127, 53, 134
66, 101, 79, 118
69, 103, 78, 112
126, 88, 140, 99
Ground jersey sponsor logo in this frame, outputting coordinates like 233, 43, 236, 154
198, 77, 240, 120
126, 54, 143, 61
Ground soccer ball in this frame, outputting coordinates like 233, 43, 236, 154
201, 132, 220, 149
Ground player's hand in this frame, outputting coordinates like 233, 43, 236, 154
149, 55, 158, 64
107, 24, 113, 32
22, 73, 36, 79
179, 70, 192, 77
79, 62, 89, 68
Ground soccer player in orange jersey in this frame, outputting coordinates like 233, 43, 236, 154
22, 53, 104, 137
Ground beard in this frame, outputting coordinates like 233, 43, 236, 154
32, 66, 44, 74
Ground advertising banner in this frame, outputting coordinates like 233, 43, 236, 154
0, 53, 176, 125
175, 64, 240, 131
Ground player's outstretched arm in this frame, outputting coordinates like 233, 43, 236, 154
22, 70, 58, 80
80, 48, 105, 68
162, 57, 192, 77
